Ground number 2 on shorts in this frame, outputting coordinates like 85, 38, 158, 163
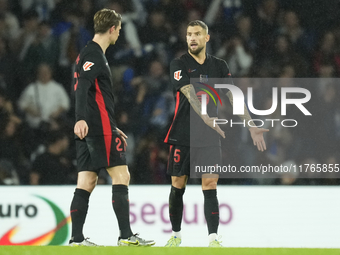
115, 137, 124, 151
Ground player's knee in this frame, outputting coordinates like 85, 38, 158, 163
172, 177, 187, 189
172, 182, 186, 189
124, 171, 130, 184
202, 181, 217, 190
119, 170, 130, 184
77, 178, 97, 193
111, 171, 130, 185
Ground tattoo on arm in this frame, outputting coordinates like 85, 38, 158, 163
180, 84, 209, 121
226, 90, 255, 128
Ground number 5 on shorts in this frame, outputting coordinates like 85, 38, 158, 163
174, 149, 181, 163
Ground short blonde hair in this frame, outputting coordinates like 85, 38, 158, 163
94, 8, 121, 34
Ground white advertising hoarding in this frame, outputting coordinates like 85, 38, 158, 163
0, 186, 339, 247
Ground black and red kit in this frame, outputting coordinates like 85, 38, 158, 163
74, 41, 126, 171
165, 52, 231, 176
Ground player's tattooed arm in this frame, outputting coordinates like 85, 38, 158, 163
226, 90, 255, 128
181, 84, 225, 138
180, 84, 205, 118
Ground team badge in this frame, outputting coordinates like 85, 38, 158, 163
174, 70, 182, 81
200, 74, 208, 83
83, 61, 94, 71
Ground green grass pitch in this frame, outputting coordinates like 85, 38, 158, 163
1, 246, 339, 255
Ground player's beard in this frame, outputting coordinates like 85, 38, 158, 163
188, 45, 204, 55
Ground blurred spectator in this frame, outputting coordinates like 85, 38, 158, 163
253, 0, 279, 53
313, 31, 340, 77
18, 63, 70, 130
78, 0, 96, 32
13, 10, 40, 62
131, 135, 153, 184
314, 84, 340, 154
0, 101, 25, 183
11, 10, 40, 87
144, 0, 186, 28
0, 159, 20, 185
129, 60, 170, 137
131, 134, 168, 184
258, 34, 308, 77
204, 0, 243, 38
170, 22, 189, 56
139, 10, 172, 65
278, 10, 315, 59
0, 0, 20, 40
0, 36, 17, 100
235, 15, 257, 51
105, 0, 144, 66
140, 10, 169, 44
30, 130, 73, 185
53, 7, 91, 86
149, 89, 174, 139
21, 21, 59, 79
19, 0, 56, 21
216, 36, 253, 77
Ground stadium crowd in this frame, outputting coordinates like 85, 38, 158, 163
0, 0, 339, 185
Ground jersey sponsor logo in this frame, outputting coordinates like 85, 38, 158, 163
83, 61, 94, 71
174, 70, 182, 81
188, 68, 196, 73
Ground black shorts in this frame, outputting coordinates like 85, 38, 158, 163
167, 145, 221, 177
76, 133, 127, 173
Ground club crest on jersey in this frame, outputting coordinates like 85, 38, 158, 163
200, 74, 208, 83
174, 70, 182, 81
83, 61, 94, 71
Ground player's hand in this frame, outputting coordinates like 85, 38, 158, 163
249, 127, 269, 152
116, 127, 128, 147
74, 120, 88, 140
204, 117, 225, 139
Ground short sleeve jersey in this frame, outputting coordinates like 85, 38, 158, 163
74, 41, 117, 137
164, 52, 231, 147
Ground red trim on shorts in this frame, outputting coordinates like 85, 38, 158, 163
164, 91, 180, 143
73, 72, 79, 91
95, 78, 112, 165
167, 145, 173, 169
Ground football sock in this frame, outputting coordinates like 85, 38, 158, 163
70, 188, 90, 242
172, 231, 182, 239
209, 233, 218, 243
203, 189, 219, 234
169, 186, 185, 232
112, 185, 133, 239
